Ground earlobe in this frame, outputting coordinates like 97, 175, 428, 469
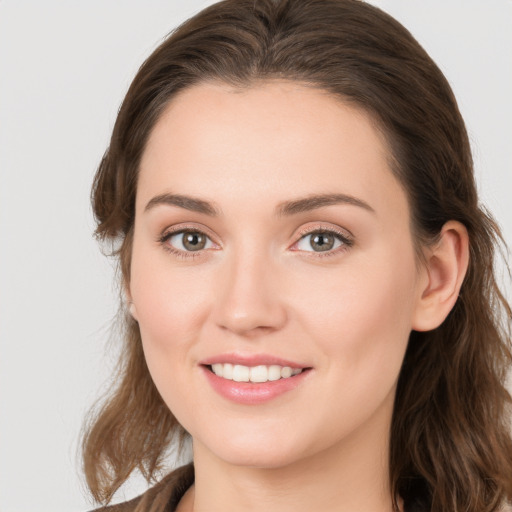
129, 301, 139, 321
125, 287, 139, 322
412, 221, 469, 332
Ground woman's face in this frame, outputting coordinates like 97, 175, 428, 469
129, 81, 427, 469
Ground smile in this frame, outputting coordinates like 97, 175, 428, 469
201, 355, 312, 404
210, 363, 303, 383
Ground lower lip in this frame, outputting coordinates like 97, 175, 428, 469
202, 366, 311, 405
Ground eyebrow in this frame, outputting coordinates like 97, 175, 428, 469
144, 192, 374, 217
277, 193, 375, 216
144, 193, 219, 216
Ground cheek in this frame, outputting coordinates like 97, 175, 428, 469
129, 246, 212, 359
129, 249, 215, 424
294, 245, 419, 381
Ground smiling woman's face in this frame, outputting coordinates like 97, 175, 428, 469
129, 81, 426, 470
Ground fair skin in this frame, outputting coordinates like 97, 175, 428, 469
128, 81, 468, 512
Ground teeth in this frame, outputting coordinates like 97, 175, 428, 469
232, 365, 250, 382
281, 366, 292, 379
223, 363, 233, 379
250, 365, 268, 383
210, 363, 304, 382
212, 363, 223, 377
268, 365, 281, 381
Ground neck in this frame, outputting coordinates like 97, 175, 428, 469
182, 402, 396, 512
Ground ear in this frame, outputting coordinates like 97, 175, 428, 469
124, 286, 139, 322
412, 221, 469, 332
129, 302, 139, 321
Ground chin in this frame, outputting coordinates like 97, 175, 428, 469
214, 446, 302, 469
194, 428, 309, 469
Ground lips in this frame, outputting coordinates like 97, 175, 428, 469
200, 353, 312, 405
200, 353, 308, 368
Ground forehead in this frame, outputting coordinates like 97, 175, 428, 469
137, 80, 405, 218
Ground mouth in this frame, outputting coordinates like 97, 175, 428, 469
206, 363, 306, 383
199, 354, 312, 404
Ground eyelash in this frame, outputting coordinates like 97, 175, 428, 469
158, 225, 354, 260
158, 226, 215, 260
292, 226, 354, 258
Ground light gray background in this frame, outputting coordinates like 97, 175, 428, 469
0, 1, 511, 511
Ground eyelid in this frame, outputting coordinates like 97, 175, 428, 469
159, 223, 221, 245
156, 222, 353, 259
157, 223, 221, 258
295, 223, 353, 240
289, 223, 354, 254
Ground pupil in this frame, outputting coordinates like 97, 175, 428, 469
183, 232, 205, 251
311, 233, 334, 252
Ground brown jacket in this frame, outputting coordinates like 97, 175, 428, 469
91, 464, 194, 512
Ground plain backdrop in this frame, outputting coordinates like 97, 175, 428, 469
0, 1, 511, 511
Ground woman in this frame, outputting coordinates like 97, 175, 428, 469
83, 0, 512, 510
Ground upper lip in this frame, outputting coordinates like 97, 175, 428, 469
199, 353, 309, 369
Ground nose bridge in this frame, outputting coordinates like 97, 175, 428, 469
213, 238, 287, 335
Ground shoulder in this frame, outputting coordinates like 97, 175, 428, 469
88, 464, 194, 512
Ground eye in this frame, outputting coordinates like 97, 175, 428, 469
295, 230, 350, 253
164, 230, 214, 252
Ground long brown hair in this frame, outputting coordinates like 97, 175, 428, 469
83, 1, 512, 510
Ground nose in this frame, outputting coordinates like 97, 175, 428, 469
212, 247, 288, 337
